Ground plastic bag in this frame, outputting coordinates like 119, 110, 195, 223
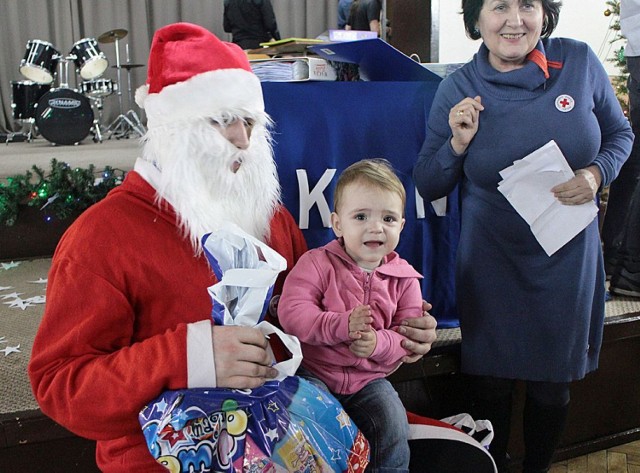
139, 223, 370, 471
139, 376, 369, 472
407, 412, 497, 473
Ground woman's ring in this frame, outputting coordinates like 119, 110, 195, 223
456, 110, 464, 116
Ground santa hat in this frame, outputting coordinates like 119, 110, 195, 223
135, 22, 264, 129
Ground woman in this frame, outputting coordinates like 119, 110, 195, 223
413, 1, 633, 472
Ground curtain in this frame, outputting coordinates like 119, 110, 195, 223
0, 0, 338, 134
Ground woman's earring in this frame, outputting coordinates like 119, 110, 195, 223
473, 27, 480, 36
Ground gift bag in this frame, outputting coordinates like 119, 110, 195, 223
139, 223, 370, 472
139, 377, 369, 472
407, 412, 497, 473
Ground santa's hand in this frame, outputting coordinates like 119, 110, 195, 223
396, 300, 437, 363
212, 325, 278, 389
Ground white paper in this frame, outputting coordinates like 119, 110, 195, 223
497, 140, 598, 256
430, 196, 448, 217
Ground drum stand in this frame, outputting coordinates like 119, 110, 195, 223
105, 36, 145, 139
4, 123, 33, 144
90, 97, 105, 143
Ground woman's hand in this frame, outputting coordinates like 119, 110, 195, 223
551, 165, 601, 205
449, 96, 484, 155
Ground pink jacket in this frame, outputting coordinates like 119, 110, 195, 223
279, 239, 423, 394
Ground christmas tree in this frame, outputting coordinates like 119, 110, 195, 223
605, 0, 629, 113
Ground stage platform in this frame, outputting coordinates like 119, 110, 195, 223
0, 134, 140, 180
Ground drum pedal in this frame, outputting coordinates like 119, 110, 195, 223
1, 132, 29, 144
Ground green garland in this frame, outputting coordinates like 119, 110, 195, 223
0, 159, 126, 226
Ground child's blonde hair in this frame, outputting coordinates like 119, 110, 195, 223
334, 158, 406, 214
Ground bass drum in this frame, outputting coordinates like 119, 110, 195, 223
35, 88, 94, 145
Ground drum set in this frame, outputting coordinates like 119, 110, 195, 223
10, 29, 145, 145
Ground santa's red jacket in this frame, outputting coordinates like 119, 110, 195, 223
28, 170, 308, 472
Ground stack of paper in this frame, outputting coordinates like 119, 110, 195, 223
250, 57, 337, 82
497, 140, 598, 256
251, 59, 309, 81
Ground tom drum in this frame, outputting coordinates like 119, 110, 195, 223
19, 39, 60, 84
70, 38, 108, 80
35, 88, 94, 145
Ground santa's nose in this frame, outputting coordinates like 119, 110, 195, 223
224, 120, 251, 150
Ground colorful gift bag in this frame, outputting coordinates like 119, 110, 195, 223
139, 376, 369, 472
139, 223, 369, 471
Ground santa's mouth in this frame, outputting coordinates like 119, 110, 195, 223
231, 158, 243, 173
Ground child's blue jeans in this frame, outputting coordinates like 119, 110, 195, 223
300, 369, 410, 473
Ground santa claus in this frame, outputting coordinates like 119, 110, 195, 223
28, 22, 436, 471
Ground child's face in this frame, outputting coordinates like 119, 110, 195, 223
331, 181, 405, 271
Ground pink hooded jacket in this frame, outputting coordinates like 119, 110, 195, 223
279, 239, 423, 395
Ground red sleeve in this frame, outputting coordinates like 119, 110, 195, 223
28, 257, 190, 440
267, 205, 308, 296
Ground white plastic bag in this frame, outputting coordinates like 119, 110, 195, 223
202, 222, 302, 379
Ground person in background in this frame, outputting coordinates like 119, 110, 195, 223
413, 1, 633, 472
346, 0, 382, 35
223, 0, 281, 50
607, 0, 640, 298
28, 23, 437, 472
279, 159, 423, 473
338, 0, 354, 29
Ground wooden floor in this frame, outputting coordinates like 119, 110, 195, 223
550, 440, 640, 473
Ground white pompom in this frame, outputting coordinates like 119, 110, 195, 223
135, 84, 150, 109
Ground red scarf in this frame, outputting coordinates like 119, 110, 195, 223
527, 48, 563, 79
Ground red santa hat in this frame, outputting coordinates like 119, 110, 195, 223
135, 22, 264, 129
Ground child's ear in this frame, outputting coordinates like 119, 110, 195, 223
400, 217, 406, 232
330, 212, 343, 237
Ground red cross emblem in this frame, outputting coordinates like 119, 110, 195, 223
555, 94, 575, 112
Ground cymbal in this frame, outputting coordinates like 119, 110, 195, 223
112, 63, 144, 70
98, 28, 128, 43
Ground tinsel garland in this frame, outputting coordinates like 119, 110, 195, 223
0, 159, 125, 226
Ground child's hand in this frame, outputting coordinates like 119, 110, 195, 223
348, 305, 373, 340
348, 305, 376, 358
350, 329, 377, 358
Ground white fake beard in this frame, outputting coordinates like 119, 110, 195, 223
142, 118, 281, 254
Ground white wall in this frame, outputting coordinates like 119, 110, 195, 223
438, 0, 624, 75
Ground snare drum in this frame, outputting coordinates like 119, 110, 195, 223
70, 38, 108, 80
35, 88, 94, 145
80, 78, 116, 98
19, 39, 60, 84
11, 80, 51, 121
